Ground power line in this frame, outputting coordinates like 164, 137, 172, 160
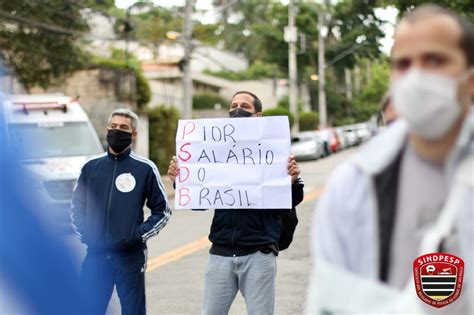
0, 9, 120, 41
0, 10, 83, 36
325, 43, 365, 69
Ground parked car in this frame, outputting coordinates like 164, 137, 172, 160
3, 94, 104, 227
291, 131, 325, 160
355, 123, 372, 143
342, 128, 359, 147
335, 128, 349, 150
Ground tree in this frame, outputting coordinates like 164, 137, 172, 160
211, 0, 275, 64
210, 0, 386, 126
210, 1, 385, 76
351, 58, 390, 123
0, 0, 89, 90
112, 4, 220, 59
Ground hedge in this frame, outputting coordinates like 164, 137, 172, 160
193, 92, 228, 110
299, 111, 319, 131
148, 105, 180, 174
262, 107, 294, 127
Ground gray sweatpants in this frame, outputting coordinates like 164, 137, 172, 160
202, 252, 277, 315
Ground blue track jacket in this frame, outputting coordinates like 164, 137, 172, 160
71, 148, 171, 252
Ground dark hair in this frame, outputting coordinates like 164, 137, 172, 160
231, 91, 263, 113
402, 4, 474, 66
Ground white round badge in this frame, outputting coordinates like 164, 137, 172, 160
115, 173, 136, 193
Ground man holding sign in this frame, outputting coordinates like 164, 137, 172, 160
168, 91, 304, 315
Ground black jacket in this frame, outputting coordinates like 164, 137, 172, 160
71, 148, 171, 252
206, 178, 304, 255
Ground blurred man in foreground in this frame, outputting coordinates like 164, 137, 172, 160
307, 4, 473, 314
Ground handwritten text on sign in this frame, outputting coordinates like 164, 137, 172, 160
175, 116, 291, 209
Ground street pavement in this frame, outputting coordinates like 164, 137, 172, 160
68, 146, 359, 314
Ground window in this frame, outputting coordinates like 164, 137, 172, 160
9, 122, 102, 159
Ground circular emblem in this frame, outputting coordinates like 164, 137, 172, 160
115, 173, 136, 193
413, 253, 464, 308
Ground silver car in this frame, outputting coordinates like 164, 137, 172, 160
291, 131, 325, 160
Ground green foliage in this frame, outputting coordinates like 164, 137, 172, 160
262, 107, 294, 127
130, 5, 183, 45
0, 0, 89, 90
327, 1, 385, 69
204, 61, 277, 81
299, 112, 319, 131
135, 70, 151, 108
211, 0, 277, 64
326, 86, 350, 126
148, 106, 180, 174
351, 59, 390, 122
211, 1, 385, 80
194, 23, 219, 46
277, 95, 305, 112
193, 92, 227, 110
115, 4, 217, 55
91, 51, 151, 108
83, 0, 115, 10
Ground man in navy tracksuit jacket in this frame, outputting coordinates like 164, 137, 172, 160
71, 109, 171, 315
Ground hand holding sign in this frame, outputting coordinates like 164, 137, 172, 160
287, 154, 300, 184
175, 116, 292, 209
167, 156, 179, 183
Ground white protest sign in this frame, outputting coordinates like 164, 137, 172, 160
175, 116, 291, 209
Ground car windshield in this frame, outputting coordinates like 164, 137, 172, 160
9, 121, 102, 159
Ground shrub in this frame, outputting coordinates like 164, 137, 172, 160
299, 111, 319, 131
262, 107, 294, 127
193, 92, 228, 110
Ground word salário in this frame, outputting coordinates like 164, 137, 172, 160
175, 117, 291, 209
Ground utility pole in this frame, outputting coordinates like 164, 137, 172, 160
318, 11, 327, 128
354, 65, 361, 96
182, 0, 194, 119
366, 59, 372, 84
123, 7, 134, 105
287, 0, 299, 133
344, 68, 353, 101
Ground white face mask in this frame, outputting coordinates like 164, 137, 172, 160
391, 68, 470, 140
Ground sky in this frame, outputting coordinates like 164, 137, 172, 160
115, 0, 397, 54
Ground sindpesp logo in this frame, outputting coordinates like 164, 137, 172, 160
413, 253, 464, 308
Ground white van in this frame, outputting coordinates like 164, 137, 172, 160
3, 94, 104, 225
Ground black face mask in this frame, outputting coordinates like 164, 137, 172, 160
229, 108, 254, 118
107, 129, 132, 153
